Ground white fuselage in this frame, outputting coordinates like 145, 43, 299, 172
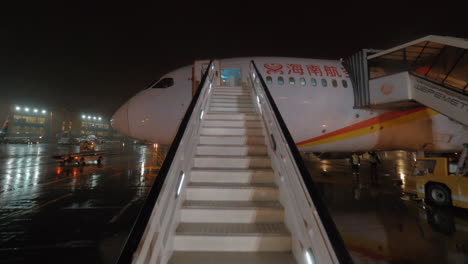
111, 57, 467, 152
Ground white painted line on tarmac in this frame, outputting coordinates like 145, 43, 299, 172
109, 198, 139, 224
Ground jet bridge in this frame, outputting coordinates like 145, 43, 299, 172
117, 60, 351, 263
344, 35, 468, 126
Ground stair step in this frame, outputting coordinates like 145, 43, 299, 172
205, 113, 259, 120
186, 182, 278, 201
174, 223, 291, 252
213, 88, 251, 93
214, 86, 244, 90
209, 107, 255, 112
210, 102, 253, 107
211, 98, 253, 103
211, 95, 251, 100
196, 145, 267, 156
191, 168, 274, 183
181, 201, 284, 223
183, 200, 282, 209
201, 127, 263, 136
199, 135, 265, 145
203, 120, 262, 128
169, 251, 296, 264
194, 155, 271, 168
213, 91, 251, 96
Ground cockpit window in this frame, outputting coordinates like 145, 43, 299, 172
152, 78, 174, 89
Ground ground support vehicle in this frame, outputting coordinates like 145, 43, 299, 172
53, 151, 108, 166
404, 144, 468, 208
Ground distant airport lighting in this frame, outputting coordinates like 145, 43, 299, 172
88, 116, 91, 119
82, 115, 86, 119
41, 110, 46, 114
93, 116, 96, 120
33, 109, 38, 113
98, 117, 102, 121
25, 107, 30, 112
15, 106, 21, 111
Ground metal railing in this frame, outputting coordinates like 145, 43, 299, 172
249, 61, 352, 263
117, 60, 216, 264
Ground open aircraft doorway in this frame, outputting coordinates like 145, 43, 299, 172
221, 68, 241, 86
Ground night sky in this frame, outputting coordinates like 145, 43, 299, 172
1, 2, 466, 117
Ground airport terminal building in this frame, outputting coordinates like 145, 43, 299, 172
0, 102, 121, 143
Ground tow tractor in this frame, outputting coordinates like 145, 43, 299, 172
403, 144, 468, 208
53, 141, 108, 166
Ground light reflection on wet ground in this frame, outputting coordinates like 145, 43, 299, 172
2, 144, 468, 264
304, 151, 468, 264
0, 143, 162, 264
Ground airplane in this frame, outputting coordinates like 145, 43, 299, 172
111, 56, 467, 154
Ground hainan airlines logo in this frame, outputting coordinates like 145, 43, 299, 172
264, 63, 284, 74
380, 84, 394, 95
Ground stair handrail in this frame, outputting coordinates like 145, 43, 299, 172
117, 60, 214, 263
250, 60, 352, 263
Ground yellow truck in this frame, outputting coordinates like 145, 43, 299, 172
404, 145, 468, 208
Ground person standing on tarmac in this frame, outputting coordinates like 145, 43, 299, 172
368, 152, 381, 184
350, 152, 360, 182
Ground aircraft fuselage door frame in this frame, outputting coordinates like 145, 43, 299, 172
193, 59, 221, 95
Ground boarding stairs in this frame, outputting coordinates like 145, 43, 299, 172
117, 60, 351, 264
367, 72, 468, 126
344, 35, 468, 126
171, 85, 293, 263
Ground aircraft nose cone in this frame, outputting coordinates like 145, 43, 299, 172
111, 101, 130, 137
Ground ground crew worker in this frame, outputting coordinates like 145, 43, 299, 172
350, 152, 360, 182
368, 152, 381, 184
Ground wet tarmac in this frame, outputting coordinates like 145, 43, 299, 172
305, 151, 468, 264
1, 144, 468, 264
0, 143, 161, 264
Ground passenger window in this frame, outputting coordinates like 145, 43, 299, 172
152, 78, 174, 88
311, 78, 317, 87
300, 78, 306, 86
332, 79, 338, 88
278, 76, 284, 85
342, 80, 348, 88
289, 77, 295, 85
266, 76, 272, 84
321, 79, 327, 87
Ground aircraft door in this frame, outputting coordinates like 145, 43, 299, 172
192, 60, 221, 95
